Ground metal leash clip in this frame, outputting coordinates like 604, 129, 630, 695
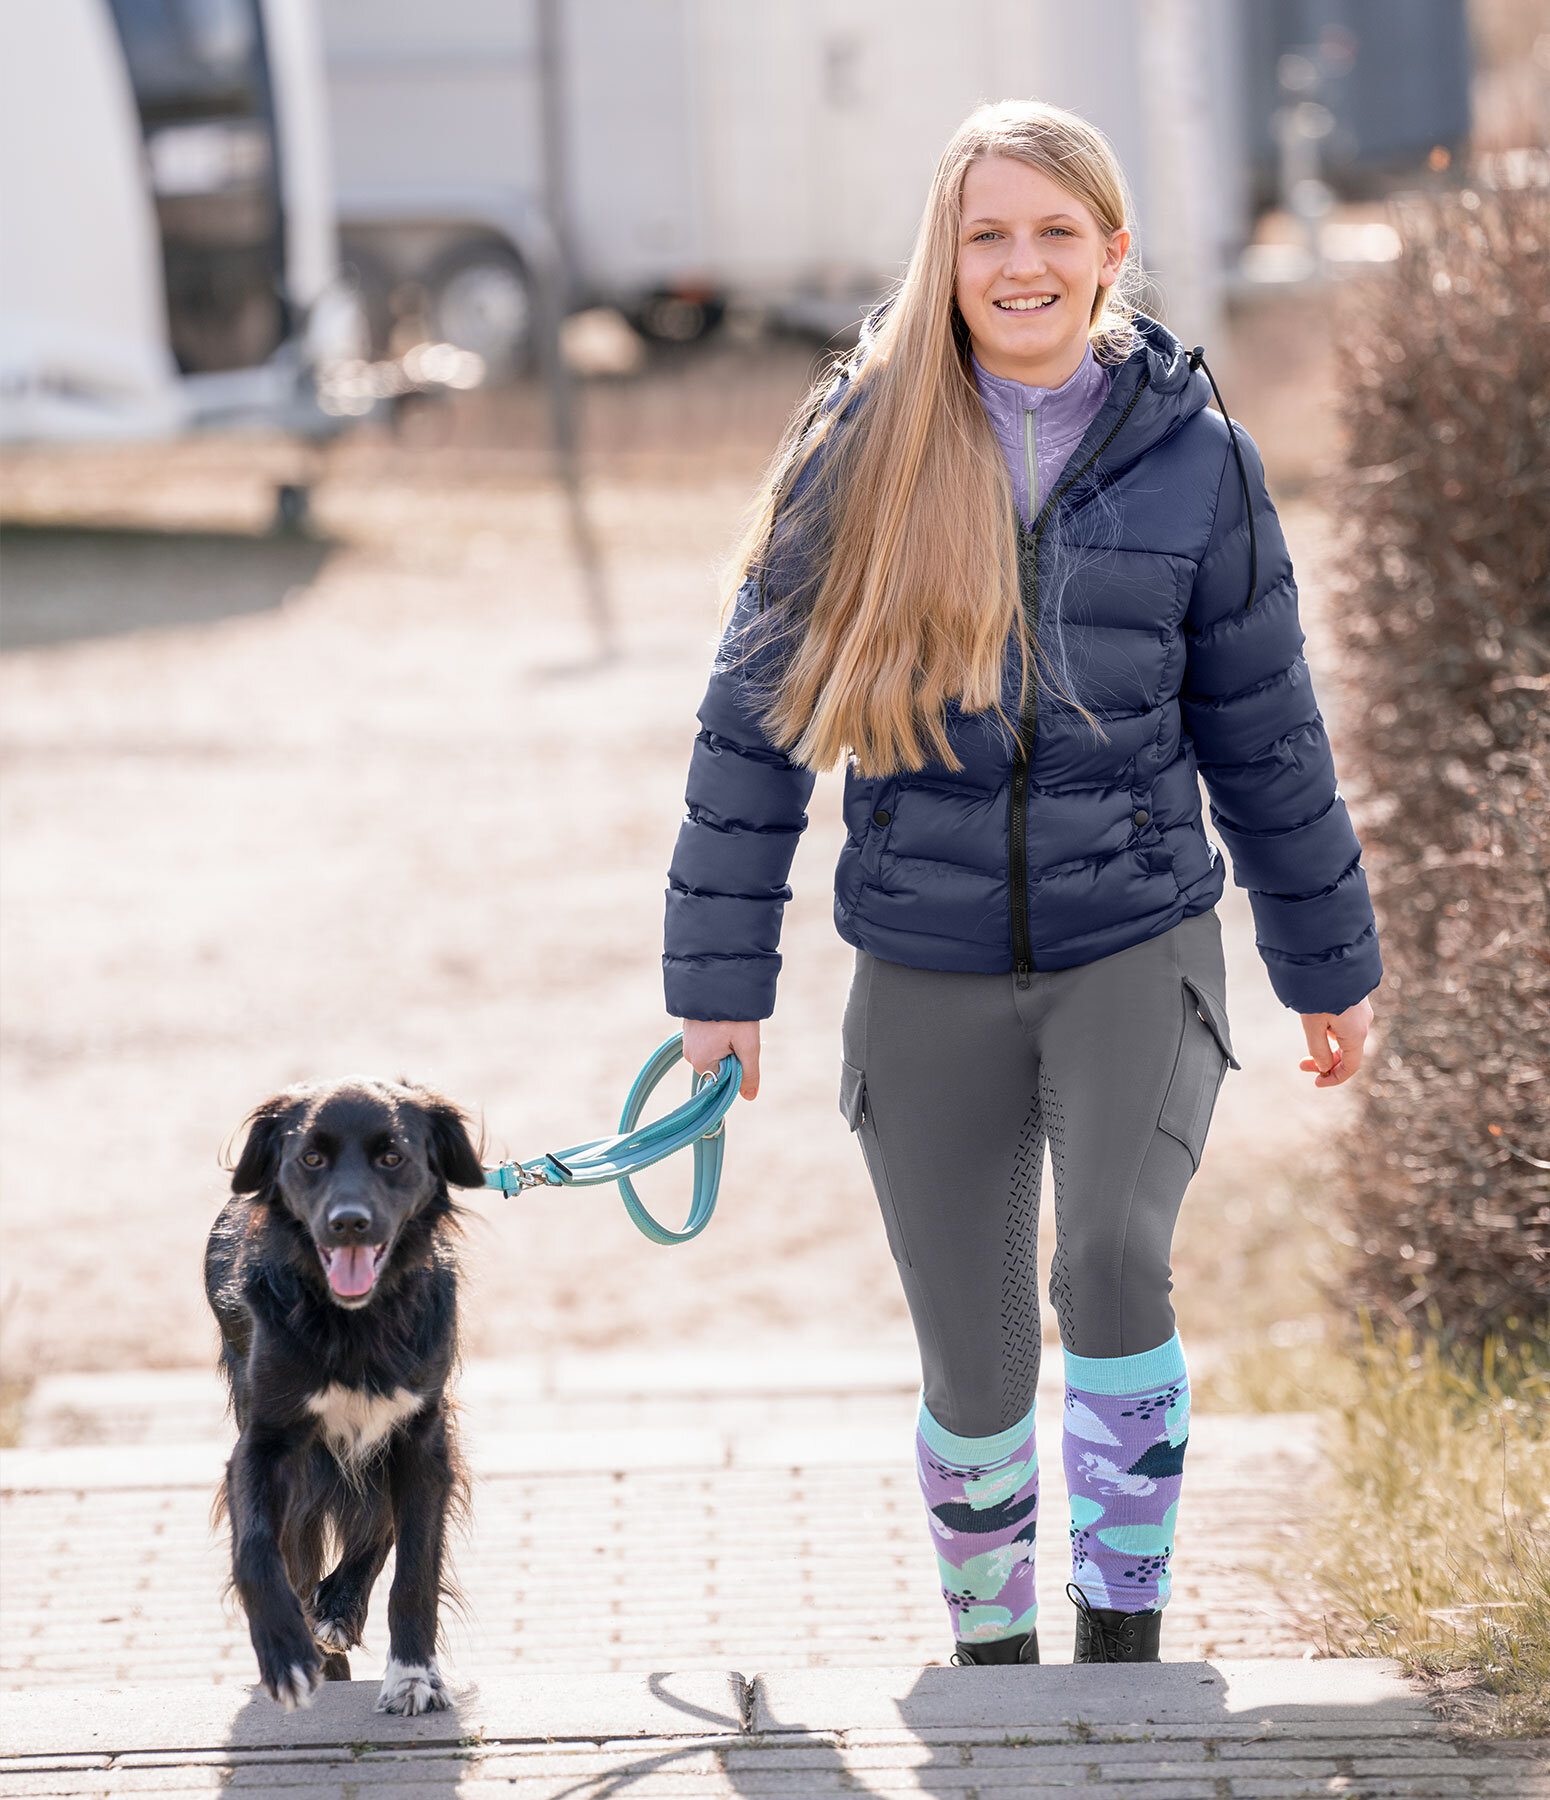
481, 1035, 742, 1245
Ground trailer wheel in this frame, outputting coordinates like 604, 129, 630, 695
426, 242, 532, 383
631, 290, 726, 345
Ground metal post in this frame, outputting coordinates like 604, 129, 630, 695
1136, 0, 1228, 366
534, 0, 614, 660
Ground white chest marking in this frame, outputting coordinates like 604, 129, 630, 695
306, 1384, 423, 1461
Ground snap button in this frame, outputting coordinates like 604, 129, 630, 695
1133, 809, 1149, 826
872, 808, 891, 827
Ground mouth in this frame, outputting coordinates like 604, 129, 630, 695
993, 294, 1059, 313
316, 1242, 389, 1303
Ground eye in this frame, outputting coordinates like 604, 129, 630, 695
379, 1151, 403, 1168
301, 1151, 325, 1169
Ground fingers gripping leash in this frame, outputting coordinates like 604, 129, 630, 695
482, 1035, 742, 1246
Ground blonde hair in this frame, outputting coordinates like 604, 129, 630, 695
724, 99, 1144, 777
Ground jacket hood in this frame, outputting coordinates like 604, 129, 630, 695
760, 307, 1227, 610
1069, 311, 1214, 486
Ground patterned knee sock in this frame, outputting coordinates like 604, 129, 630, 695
1062, 1332, 1189, 1613
916, 1400, 1039, 1645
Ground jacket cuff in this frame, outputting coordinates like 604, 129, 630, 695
663, 954, 779, 1023
1260, 926, 1383, 1015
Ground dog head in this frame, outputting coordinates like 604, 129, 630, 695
230, 1079, 485, 1308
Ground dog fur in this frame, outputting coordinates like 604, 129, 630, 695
206, 1078, 485, 1713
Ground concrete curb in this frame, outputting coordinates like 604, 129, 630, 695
0, 1672, 746, 1757
5, 1407, 1307, 1494
0, 1662, 1434, 1760
748, 1659, 1435, 1731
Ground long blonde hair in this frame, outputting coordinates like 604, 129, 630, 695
724, 100, 1144, 778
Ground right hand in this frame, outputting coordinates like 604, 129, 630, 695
682, 1020, 762, 1101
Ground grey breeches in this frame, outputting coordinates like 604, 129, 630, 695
839, 908, 1239, 1438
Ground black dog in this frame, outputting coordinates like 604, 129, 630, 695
206, 1079, 486, 1713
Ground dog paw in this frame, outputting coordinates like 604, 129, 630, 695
268, 1660, 323, 1712
375, 1658, 449, 1715
311, 1615, 357, 1653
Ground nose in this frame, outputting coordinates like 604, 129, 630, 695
324, 1204, 374, 1242
1002, 230, 1047, 276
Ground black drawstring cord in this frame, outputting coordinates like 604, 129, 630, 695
1188, 346, 1258, 613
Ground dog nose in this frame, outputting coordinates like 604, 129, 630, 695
324, 1205, 374, 1242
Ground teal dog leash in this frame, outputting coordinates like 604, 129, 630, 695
482, 1034, 742, 1246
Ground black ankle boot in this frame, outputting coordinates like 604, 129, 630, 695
1066, 1583, 1161, 1662
951, 1628, 1039, 1665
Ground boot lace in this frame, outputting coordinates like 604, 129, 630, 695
1065, 1581, 1139, 1662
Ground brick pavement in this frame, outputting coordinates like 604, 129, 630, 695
2, 1356, 1325, 1690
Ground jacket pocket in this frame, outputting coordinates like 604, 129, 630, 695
839, 1058, 912, 1266
1158, 980, 1236, 1169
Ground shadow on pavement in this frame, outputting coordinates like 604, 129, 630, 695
219, 1673, 474, 1758
0, 524, 333, 650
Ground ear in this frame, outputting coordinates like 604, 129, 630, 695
229, 1096, 297, 1197
415, 1092, 487, 1190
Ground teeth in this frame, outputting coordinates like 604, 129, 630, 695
996, 296, 1056, 310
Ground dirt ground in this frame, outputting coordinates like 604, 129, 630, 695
0, 314, 1363, 1379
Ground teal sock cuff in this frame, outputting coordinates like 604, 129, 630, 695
1063, 1331, 1187, 1395
917, 1396, 1038, 1467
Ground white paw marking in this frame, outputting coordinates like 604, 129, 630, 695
305, 1384, 423, 1464
312, 1616, 354, 1652
376, 1657, 449, 1715
272, 1661, 321, 1712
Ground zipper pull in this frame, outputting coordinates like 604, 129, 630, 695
1015, 963, 1032, 990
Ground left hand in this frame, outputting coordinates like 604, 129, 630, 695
1298, 998, 1374, 1088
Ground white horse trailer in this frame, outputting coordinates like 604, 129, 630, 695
0, 0, 346, 444
319, 0, 1248, 374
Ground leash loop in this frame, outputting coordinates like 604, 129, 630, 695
481, 1035, 741, 1246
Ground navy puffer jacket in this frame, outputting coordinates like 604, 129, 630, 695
664, 313, 1382, 1021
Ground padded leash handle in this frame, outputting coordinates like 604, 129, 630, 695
482, 1035, 741, 1246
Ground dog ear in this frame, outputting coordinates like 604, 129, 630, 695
415, 1093, 487, 1190
228, 1096, 297, 1197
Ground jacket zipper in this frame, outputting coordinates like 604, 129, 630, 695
1009, 369, 1152, 987
1022, 406, 1039, 525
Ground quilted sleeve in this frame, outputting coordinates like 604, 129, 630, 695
1181, 424, 1383, 1015
662, 575, 819, 1022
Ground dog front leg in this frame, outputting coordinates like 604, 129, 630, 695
310, 1520, 393, 1657
375, 1414, 454, 1715
227, 1426, 322, 1711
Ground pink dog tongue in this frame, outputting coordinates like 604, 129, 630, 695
328, 1246, 378, 1297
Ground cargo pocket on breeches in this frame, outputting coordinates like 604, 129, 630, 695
839, 1058, 913, 1266
1157, 977, 1239, 1170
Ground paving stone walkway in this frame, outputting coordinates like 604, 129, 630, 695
3, 1353, 1322, 1686
4, 1355, 1545, 1796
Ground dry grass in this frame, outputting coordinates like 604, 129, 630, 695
1215, 1317, 1550, 1736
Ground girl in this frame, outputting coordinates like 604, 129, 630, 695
664, 101, 1379, 1666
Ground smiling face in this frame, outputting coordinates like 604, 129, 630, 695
955, 154, 1130, 389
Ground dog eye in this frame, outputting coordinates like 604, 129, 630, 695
379, 1151, 403, 1167
301, 1151, 326, 1169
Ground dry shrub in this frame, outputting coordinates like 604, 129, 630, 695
1326, 174, 1550, 1344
